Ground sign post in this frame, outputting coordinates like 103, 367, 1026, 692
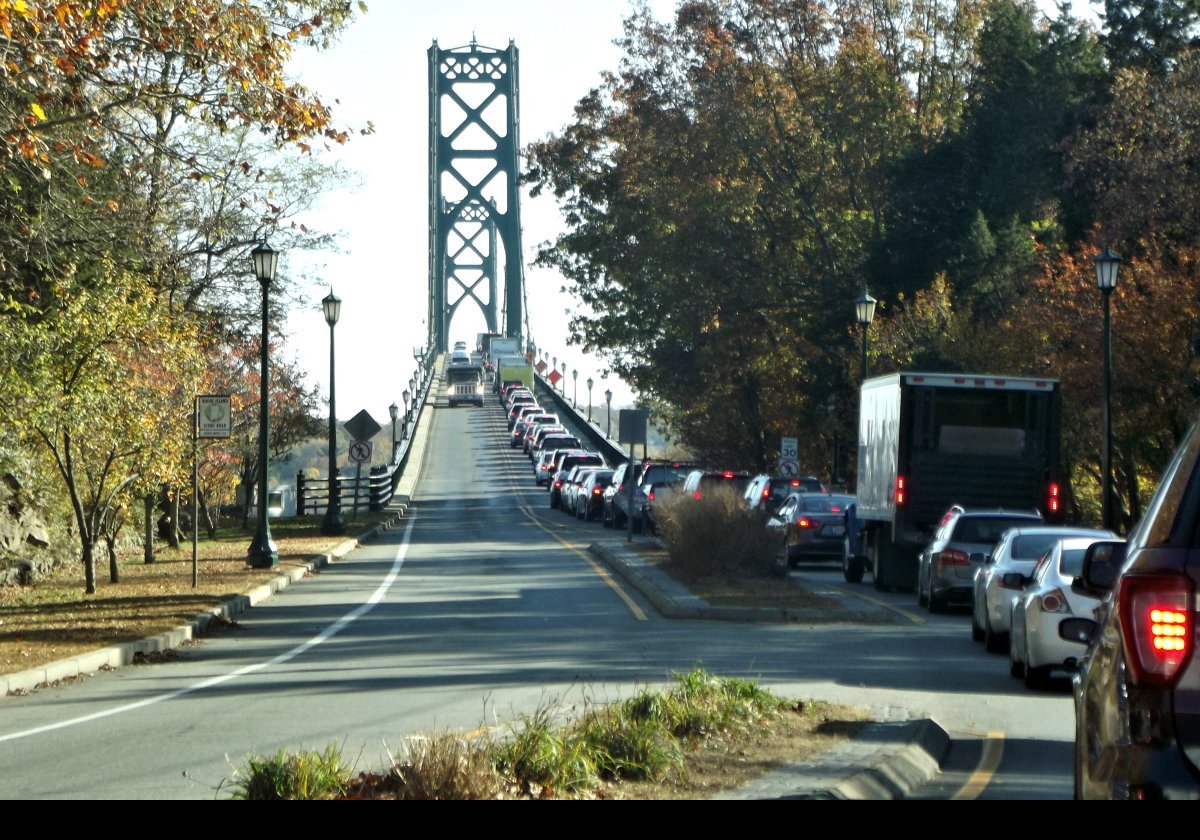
619, 409, 649, 543
347, 439, 372, 517
193, 396, 232, 587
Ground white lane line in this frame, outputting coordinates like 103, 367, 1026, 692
0, 515, 417, 743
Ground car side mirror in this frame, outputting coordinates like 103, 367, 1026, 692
1076, 541, 1126, 597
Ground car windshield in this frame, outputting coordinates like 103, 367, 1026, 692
447, 366, 482, 384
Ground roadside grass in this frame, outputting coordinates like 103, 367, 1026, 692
226, 668, 865, 800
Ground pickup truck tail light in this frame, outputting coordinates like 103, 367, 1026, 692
1046, 482, 1061, 516
1119, 574, 1193, 688
895, 476, 906, 505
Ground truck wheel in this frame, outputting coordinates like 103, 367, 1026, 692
842, 537, 865, 583
870, 532, 894, 592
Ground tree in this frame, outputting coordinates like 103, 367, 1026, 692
0, 270, 204, 594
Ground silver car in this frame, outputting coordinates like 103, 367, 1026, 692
917, 507, 1044, 613
971, 525, 1115, 652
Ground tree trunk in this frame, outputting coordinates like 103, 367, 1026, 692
198, 486, 217, 538
82, 536, 96, 595
106, 533, 120, 583
166, 489, 181, 549
143, 493, 156, 564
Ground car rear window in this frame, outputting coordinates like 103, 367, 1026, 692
1011, 534, 1062, 560
954, 516, 1041, 544
642, 464, 697, 486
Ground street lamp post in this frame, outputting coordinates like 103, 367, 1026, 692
248, 243, 280, 566
572, 369, 578, 408
389, 401, 399, 461
854, 290, 878, 381
402, 389, 411, 439
587, 377, 594, 422
320, 288, 345, 537
605, 388, 613, 438
1095, 245, 1121, 531
560, 362, 567, 395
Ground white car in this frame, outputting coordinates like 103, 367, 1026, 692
1008, 535, 1122, 690
971, 525, 1115, 653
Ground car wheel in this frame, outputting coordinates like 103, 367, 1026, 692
927, 586, 947, 614
1009, 631, 1025, 679
1023, 635, 1051, 689
984, 616, 1007, 654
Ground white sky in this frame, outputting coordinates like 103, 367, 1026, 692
282, 0, 1099, 425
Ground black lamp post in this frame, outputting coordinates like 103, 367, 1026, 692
572, 369, 578, 408
402, 389, 410, 439
587, 377, 594, 421
248, 243, 280, 566
389, 401, 399, 460
605, 388, 613, 437
320, 287, 345, 537
560, 362, 567, 394
1095, 245, 1121, 531
854, 290, 878, 381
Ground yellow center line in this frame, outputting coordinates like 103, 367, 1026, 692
493, 399, 647, 622
828, 585, 925, 624
953, 731, 1004, 799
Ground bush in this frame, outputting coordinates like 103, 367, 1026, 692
492, 706, 598, 796
380, 732, 503, 800
654, 484, 783, 578
226, 744, 352, 800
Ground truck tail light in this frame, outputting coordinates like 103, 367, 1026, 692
895, 476, 906, 505
1046, 482, 1060, 515
1119, 574, 1193, 688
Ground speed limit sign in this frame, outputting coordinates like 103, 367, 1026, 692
348, 440, 372, 463
779, 436, 799, 477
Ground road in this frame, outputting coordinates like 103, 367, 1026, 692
0, 389, 1076, 799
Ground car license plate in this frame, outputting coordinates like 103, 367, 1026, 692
824, 525, 845, 536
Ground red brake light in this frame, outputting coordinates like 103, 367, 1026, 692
896, 476, 906, 505
1046, 482, 1060, 514
648, 489, 656, 501
762, 487, 770, 499
692, 491, 701, 500
723, 471, 734, 479
937, 548, 969, 567
797, 517, 812, 528
1119, 574, 1193, 688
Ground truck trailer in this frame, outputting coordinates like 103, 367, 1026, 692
844, 372, 1063, 591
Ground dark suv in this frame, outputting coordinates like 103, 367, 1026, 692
916, 506, 1044, 613
1062, 419, 1200, 799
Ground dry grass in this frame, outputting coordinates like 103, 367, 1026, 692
0, 511, 397, 679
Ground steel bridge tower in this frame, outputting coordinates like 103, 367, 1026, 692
428, 37, 525, 353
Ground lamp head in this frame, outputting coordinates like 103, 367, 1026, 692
251, 242, 278, 288
1094, 245, 1120, 291
854, 290, 877, 326
322, 288, 341, 327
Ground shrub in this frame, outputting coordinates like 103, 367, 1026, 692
576, 707, 684, 783
654, 484, 783, 578
226, 744, 352, 800
492, 706, 598, 796
381, 732, 503, 800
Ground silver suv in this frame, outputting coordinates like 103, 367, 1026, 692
917, 506, 1043, 613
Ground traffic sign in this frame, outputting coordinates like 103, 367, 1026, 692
344, 409, 381, 443
778, 458, 800, 478
348, 440, 372, 463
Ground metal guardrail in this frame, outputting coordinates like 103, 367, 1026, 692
532, 374, 627, 465
295, 350, 438, 516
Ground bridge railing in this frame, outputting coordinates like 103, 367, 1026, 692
295, 347, 439, 516
532, 373, 627, 465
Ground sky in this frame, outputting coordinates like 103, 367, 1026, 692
282, 0, 1100, 426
